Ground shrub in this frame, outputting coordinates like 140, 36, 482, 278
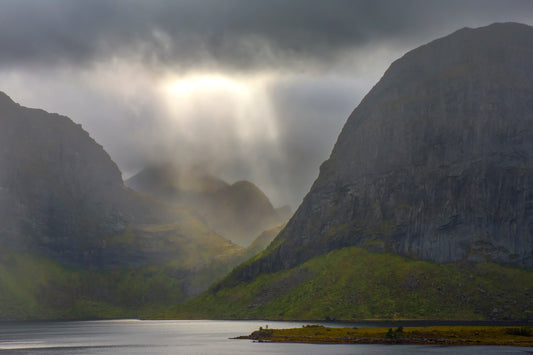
386, 326, 404, 339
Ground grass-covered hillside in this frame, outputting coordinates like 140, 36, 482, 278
0, 219, 254, 320
165, 247, 533, 321
1, 249, 152, 320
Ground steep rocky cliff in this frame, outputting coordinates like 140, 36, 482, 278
224, 23, 533, 286
0, 92, 125, 261
0, 92, 238, 267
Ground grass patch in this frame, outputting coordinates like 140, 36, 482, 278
238, 325, 533, 346
167, 246, 533, 321
0, 237, 251, 321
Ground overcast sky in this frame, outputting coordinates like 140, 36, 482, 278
1, 0, 532, 208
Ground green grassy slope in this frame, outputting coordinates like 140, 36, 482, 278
0, 217, 253, 320
165, 247, 533, 321
0, 250, 122, 320
0, 247, 245, 320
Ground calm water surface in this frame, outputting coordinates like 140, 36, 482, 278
0, 319, 531, 354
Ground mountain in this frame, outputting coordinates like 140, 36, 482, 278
126, 164, 285, 246
0, 91, 125, 264
0, 92, 249, 319
246, 224, 285, 255
0, 92, 202, 266
126, 164, 229, 198
170, 23, 533, 321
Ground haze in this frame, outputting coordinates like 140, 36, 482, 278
1, 0, 532, 208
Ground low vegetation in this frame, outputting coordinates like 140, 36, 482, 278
0, 239, 248, 320
4, 243, 531, 321
236, 325, 533, 346
165, 246, 533, 321
0, 215, 283, 320
0, 249, 184, 319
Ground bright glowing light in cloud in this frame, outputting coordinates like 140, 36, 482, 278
160, 73, 279, 149
164, 74, 244, 97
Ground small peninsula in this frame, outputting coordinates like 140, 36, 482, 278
236, 325, 533, 346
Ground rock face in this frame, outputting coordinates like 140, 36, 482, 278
126, 165, 284, 246
0, 92, 121, 255
0, 92, 203, 265
228, 23, 533, 282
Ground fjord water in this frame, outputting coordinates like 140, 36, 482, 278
0, 320, 532, 354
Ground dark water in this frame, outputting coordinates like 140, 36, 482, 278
0, 319, 531, 354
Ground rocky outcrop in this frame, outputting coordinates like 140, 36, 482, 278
226, 23, 533, 283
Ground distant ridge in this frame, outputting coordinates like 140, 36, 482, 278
126, 164, 286, 246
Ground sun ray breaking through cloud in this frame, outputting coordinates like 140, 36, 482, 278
1, 0, 532, 207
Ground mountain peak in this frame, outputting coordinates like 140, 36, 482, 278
0, 91, 17, 107
179, 23, 533, 322
127, 163, 229, 195
225, 22, 533, 287
126, 164, 285, 246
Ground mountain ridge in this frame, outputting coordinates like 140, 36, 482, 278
126, 164, 286, 246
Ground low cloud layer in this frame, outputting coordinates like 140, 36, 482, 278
2, 0, 532, 72
1, 1, 532, 207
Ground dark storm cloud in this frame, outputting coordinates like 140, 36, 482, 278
2, 0, 533, 207
2, 0, 532, 71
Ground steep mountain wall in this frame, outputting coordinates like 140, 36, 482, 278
224, 23, 533, 284
0, 92, 127, 256
0, 92, 224, 266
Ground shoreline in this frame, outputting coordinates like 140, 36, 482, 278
235, 325, 533, 347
